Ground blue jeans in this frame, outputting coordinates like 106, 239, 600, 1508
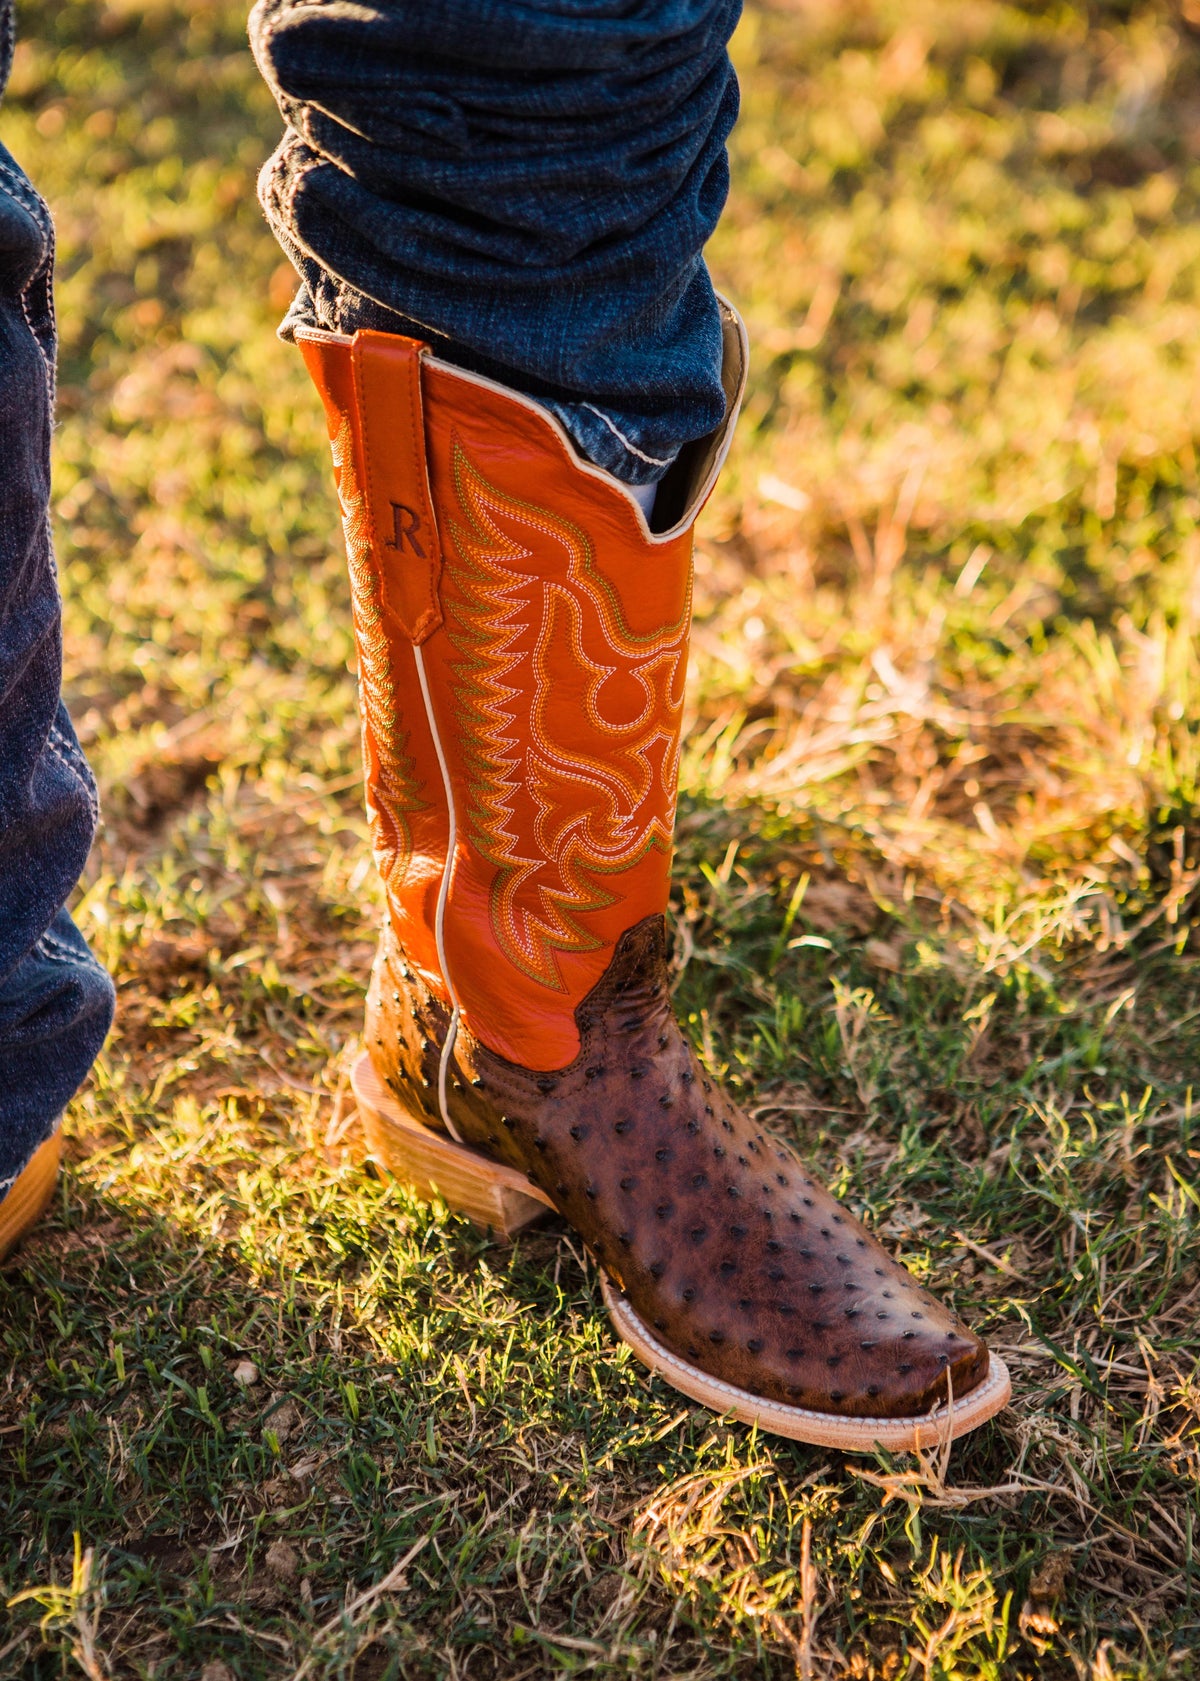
0, 5, 116, 1196
250, 0, 741, 485
0, 0, 738, 1196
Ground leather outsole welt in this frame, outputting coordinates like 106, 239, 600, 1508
604, 1276, 1012, 1452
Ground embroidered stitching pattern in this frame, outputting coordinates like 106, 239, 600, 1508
444, 442, 689, 990
331, 417, 426, 886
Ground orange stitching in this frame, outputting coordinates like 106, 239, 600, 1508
351, 338, 383, 585
331, 415, 426, 884
442, 439, 687, 989
407, 347, 441, 637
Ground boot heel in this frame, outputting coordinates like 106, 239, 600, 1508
351, 1053, 553, 1237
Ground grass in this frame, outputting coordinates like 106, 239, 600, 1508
2, 0, 1200, 1673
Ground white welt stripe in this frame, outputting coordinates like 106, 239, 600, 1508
413, 641, 464, 1144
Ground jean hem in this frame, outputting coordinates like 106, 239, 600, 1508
546, 400, 679, 486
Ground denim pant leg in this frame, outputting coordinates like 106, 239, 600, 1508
0, 13, 115, 1197
250, 0, 741, 486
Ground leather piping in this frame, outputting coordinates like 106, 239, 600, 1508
293, 295, 749, 546
413, 639, 464, 1143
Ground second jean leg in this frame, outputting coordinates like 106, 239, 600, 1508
0, 107, 115, 1196
249, 0, 741, 486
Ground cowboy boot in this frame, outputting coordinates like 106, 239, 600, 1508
298, 312, 1011, 1451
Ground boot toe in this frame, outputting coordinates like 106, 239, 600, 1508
822, 1322, 991, 1419
651, 1292, 991, 1420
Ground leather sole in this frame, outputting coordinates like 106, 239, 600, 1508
0, 1132, 62, 1262
353, 1053, 1012, 1449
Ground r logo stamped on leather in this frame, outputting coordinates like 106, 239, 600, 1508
349, 329, 443, 645
386, 500, 428, 558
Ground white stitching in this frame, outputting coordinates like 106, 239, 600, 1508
606, 1284, 1010, 1431
0, 156, 51, 242
579, 402, 674, 469
0, 158, 56, 391
13, 267, 51, 385
49, 723, 96, 801
413, 642, 464, 1145
47, 722, 98, 798
34, 934, 78, 966
42, 733, 99, 826
38, 928, 85, 962
295, 295, 749, 546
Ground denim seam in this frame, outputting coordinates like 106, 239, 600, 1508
14, 268, 50, 387
49, 722, 98, 812
35, 932, 79, 964
0, 159, 56, 389
45, 731, 96, 819
26, 267, 57, 406
49, 720, 94, 773
579, 402, 674, 470
43, 731, 99, 827
44, 512, 59, 580
0, 156, 51, 246
38, 926, 85, 962
33, 947, 72, 969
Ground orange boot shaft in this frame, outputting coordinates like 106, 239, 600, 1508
299, 312, 746, 1069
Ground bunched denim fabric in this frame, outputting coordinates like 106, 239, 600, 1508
250, 0, 741, 485
0, 0, 115, 1198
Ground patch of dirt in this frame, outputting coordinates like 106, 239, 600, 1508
797, 877, 879, 936
119, 744, 225, 833
126, 934, 214, 985
123, 1533, 199, 1576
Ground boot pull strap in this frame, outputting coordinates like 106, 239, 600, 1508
349, 329, 443, 645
